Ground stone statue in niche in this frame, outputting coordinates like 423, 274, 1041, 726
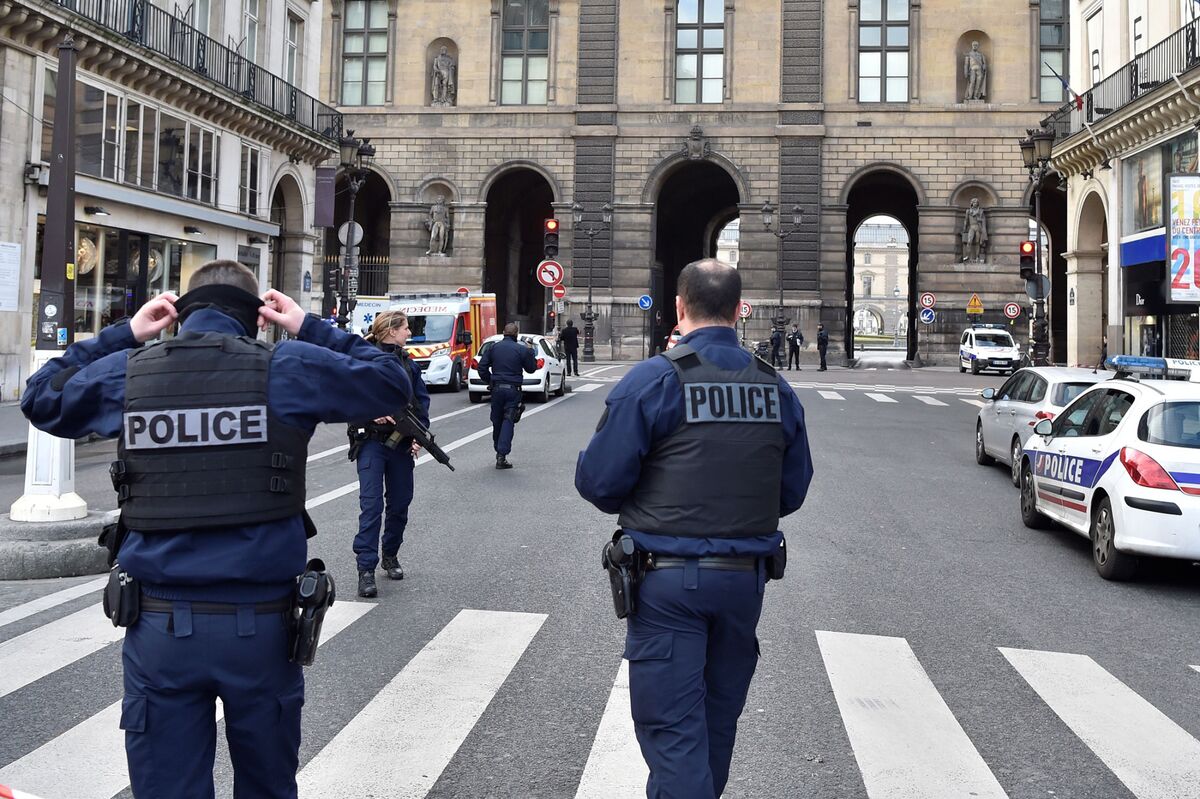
425, 194, 451, 255
683, 125, 711, 160
431, 46, 457, 107
963, 41, 988, 102
961, 198, 988, 263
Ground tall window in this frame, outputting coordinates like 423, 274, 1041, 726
240, 144, 264, 216
1087, 10, 1103, 87
859, 0, 909, 103
342, 0, 388, 105
862, 272, 874, 297
191, 0, 210, 36
675, 0, 724, 104
1039, 0, 1066, 102
500, 0, 549, 104
186, 125, 218, 204
76, 83, 121, 181
243, 0, 259, 63
286, 14, 303, 85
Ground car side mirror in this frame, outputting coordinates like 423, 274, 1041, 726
981, 387, 996, 401
457, 330, 472, 345
1034, 419, 1054, 437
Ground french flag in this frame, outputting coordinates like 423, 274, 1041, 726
1045, 61, 1084, 110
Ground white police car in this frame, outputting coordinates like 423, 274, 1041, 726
467, 333, 567, 404
959, 324, 1021, 375
1019, 356, 1200, 580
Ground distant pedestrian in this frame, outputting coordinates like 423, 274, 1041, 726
769, 327, 783, 368
817, 323, 829, 371
560, 320, 580, 375
477, 322, 537, 469
787, 323, 804, 370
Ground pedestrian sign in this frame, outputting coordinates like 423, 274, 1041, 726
1003, 302, 1022, 320
638, 294, 653, 311
966, 293, 984, 315
738, 301, 753, 319
919, 307, 935, 325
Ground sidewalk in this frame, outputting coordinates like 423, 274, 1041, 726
0, 402, 28, 458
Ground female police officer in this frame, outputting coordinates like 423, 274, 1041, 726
350, 310, 431, 598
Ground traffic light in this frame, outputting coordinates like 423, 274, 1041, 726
1019, 240, 1036, 281
543, 218, 560, 260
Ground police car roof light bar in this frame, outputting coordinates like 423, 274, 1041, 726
1106, 355, 1200, 382
971, 323, 1008, 330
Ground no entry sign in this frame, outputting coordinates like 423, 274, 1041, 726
552, 284, 567, 300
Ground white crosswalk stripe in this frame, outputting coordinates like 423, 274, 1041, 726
961, 399, 986, 407
913, 395, 948, 406
865, 393, 898, 404
817, 390, 846, 401
575, 383, 604, 392
0, 577, 106, 630
575, 660, 647, 798
0, 605, 125, 699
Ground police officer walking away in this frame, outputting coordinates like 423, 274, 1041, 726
576, 259, 813, 798
20, 261, 412, 798
817, 322, 830, 371
787, 323, 804, 371
477, 322, 536, 469
560, 319, 580, 375
349, 310, 431, 598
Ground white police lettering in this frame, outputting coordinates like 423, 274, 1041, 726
1036, 452, 1085, 484
123, 406, 268, 449
684, 383, 781, 423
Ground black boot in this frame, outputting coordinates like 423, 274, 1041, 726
381, 555, 405, 580
357, 570, 377, 598
496, 454, 513, 470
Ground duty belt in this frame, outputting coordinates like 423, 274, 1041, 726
140, 596, 292, 615
647, 555, 758, 572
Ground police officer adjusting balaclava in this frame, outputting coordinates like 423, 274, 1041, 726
174, 284, 264, 338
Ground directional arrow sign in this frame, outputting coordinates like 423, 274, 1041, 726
536, 260, 564, 288
919, 307, 935, 325
638, 294, 653, 311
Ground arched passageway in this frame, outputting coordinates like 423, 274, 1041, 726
326, 171, 392, 304
851, 215, 910, 356
483, 168, 554, 328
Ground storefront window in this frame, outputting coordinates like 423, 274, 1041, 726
1123, 133, 1199, 235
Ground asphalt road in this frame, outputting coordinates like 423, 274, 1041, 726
2, 362, 1199, 798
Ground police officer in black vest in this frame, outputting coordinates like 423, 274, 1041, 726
576, 259, 813, 798
476, 322, 536, 469
21, 260, 412, 799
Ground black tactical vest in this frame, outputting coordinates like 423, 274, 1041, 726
112, 331, 311, 532
617, 344, 786, 538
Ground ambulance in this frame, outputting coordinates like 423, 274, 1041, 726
352, 292, 497, 391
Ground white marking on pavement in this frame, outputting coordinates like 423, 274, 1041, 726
306, 405, 486, 463
575, 383, 604, 393
575, 660, 648, 798
961, 399, 986, 408
913, 396, 949, 407
865, 393, 898, 404
1001, 647, 1200, 799
0, 601, 375, 799
0, 605, 125, 699
0, 577, 107, 630
817, 391, 846, 401
581, 365, 623, 377
816, 631, 1008, 799
306, 443, 349, 462
297, 609, 547, 798
1191, 665, 1199, 674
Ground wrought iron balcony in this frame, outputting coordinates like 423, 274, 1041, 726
1045, 18, 1200, 141
50, 0, 343, 143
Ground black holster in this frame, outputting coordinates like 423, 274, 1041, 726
601, 531, 644, 619
102, 565, 140, 627
509, 401, 526, 424
765, 536, 787, 581
288, 558, 335, 666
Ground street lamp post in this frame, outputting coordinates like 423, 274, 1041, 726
571, 201, 613, 363
1018, 127, 1056, 366
336, 131, 375, 331
761, 202, 804, 331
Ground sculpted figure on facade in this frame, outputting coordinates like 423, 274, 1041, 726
961, 199, 988, 262
431, 46, 456, 107
683, 125, 711, 160
426, 194, 451, 255
963, 41, 988, 101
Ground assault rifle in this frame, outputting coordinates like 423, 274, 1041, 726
385, 407, 455, 471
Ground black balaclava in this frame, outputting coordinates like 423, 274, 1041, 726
174, 284, 264, 338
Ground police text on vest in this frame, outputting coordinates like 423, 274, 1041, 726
123, 406, 269, 449
685, 382, 781, 423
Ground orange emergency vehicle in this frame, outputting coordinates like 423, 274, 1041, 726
386, 292, 497, 391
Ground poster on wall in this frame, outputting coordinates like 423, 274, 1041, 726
1166, 172, 1200, 302
0, 242, 19, 312
1125, 147, 1164, 233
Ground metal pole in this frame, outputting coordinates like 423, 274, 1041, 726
583, 230, 596, 363
337, 173, 358, 330
1033, 177, 1049, 366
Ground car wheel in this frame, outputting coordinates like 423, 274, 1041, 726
447, 364, 462, 393
975, 422, 994, 465
468, 391, 484, 404
555, 370, 566, 397
1009, 437, 1023, 487
959, 360, 966, 373
970, 360, 981, 375
537, 376, 551, 403
1091, 496, 1138, 581
1020, 461, 1052, 529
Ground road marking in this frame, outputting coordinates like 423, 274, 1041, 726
0, 577, 107, 631
306, 405, 485, 463
305, 395, 577, 510
961, 399, 986, 408
297, 609, 547, 798
575, 383, 604, 393
581, 365, 623, 377
913, 396, 949, 407
1191, 665, 1199, 674
1001, 647, 1200, 799
816, 631, 1007, 799
0, 601, 375, 799
865, 393, 898, 404
0, 605, 125, 700
575, 660, 647, 798
817, 391, 846, 401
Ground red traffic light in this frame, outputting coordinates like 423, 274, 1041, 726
1019, 240, 1035, 255
544, 218, 559, 232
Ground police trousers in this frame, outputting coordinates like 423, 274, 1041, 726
122, 604, 304, 799
624, 563, 765, 799
489, 384, 522, 456
354, 439, 415, 571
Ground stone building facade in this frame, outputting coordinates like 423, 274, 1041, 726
321, 0, 1065, 361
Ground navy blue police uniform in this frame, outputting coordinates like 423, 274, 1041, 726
476, 334, 537, 459
353, 347, 431, 575
576, 325, 813, 799
21, 308, 412, 799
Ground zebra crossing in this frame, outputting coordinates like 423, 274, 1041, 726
789, 382, 987, 410
2, 582, 1199, 798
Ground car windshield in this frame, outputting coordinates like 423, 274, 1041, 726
975, 333, 1014, 348
407, 314, 455, 344
1139, 402, 1200, 449
1053, 382, 1094, 407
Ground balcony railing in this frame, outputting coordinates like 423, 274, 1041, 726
1044, 18, 1200, 141
50, 0, 343, 143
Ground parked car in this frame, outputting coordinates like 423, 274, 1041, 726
976, 367, 1113, 486
959, 324, 1021, 375
467, 334, 567, 404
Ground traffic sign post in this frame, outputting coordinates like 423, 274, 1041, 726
919, 292, 936, 309
738, 301, 753, 347
919, 307, 935, 325
1003, 302, 1022, 320
966, 293, 984, 315
638, 295, 653, 357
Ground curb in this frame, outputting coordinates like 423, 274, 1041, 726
0, 511, 113, 580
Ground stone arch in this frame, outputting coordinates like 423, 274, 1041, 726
641, 150, 751, 206
479, 160, 562, 204
948, 180, 999, 208
955, 30, 992, 102
702, 205, 741, 259
839, 161, 928, 206
1075, 187, 1109, 251
268, 168, 306, 232
414, 176, 461, 203
425, 37, 459, 107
